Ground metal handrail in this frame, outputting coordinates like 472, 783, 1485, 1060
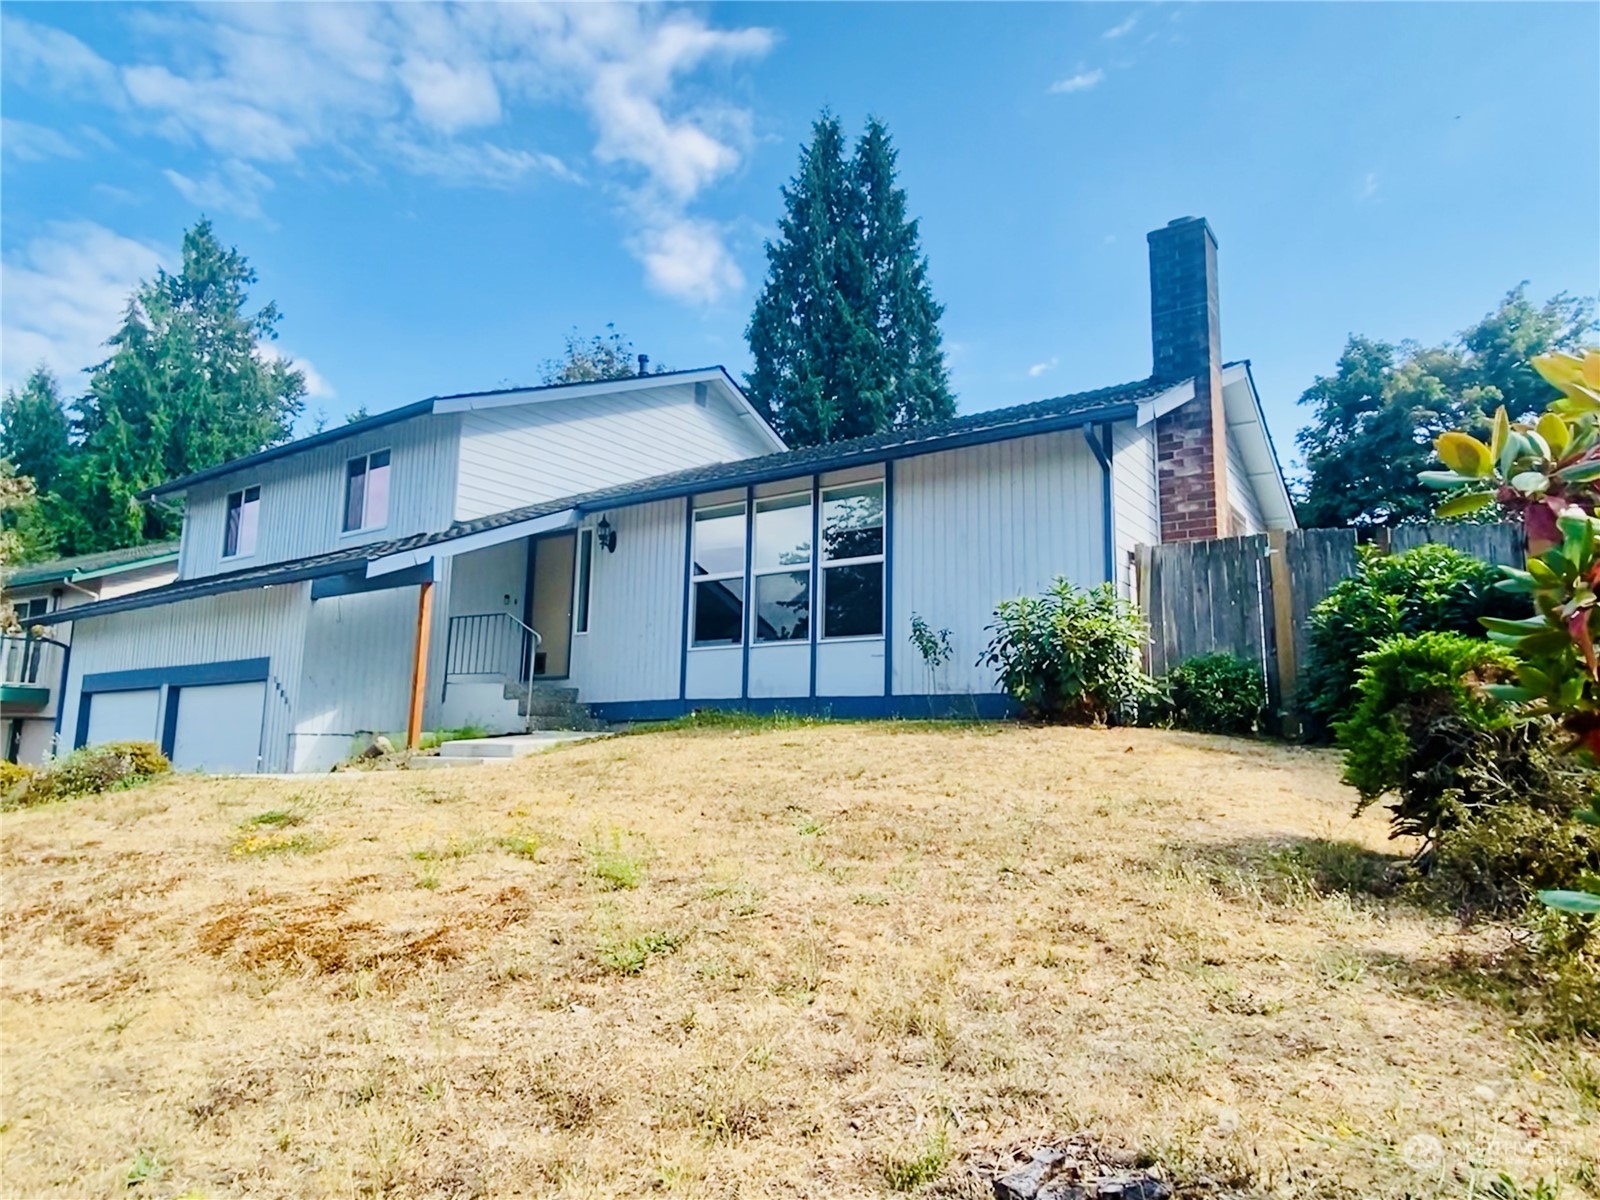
443, 612, 542, 699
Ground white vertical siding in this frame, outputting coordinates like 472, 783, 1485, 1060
60, 585, 312, 772
890, 430, 1105, 696
1226, 425, 1266, 535
455, 385, 777, 520
292, 588, 419, 771
180, 412, 460, 580
567, 498, 686, 703
1112, 420, 1158, 596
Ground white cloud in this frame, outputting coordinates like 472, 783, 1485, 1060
1102, 15, 1139, 39
2, 118, 82, 162
1359, 171, 1380, 201
266, 347, 336, 400
3, 6, 773, 302
1049, 69, 1105, 95
164, 161, 275, 221
0, 222, 167, 395
398, 58, 502, 134
633, 216, 744, 305
1027, 357, 1059, 378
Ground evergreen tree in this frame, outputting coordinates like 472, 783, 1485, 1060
540, 324, 653, 384
54, 219, 306, 553
0, 367, 71, 495
1295, 287, 1595, 527
746, 114, 954, 447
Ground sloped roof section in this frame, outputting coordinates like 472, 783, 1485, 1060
6, 542, 181, 590
48, 374, 1173, 625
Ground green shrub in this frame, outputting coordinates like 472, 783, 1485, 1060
4, 741, 170, 810
978, 579, 1154, 724
1300, 543, 1526, 736
0, 759, 34, 796
1336, 632, 1598, 910
1167, 653, 1266, 735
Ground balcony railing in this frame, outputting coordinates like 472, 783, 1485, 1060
1, 633, 65, 712
443, 613, 541, 699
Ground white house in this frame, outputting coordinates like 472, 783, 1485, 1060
2, 542, 179, 764
38, 217, 1295, 773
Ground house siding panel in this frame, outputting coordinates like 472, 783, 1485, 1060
60, 585, 311, 772
1225, 426, 1266, 535
293, 588, 420, 771
180, 412, 460, 581
455, 385, 777, 521
567, 498, 686, 704
889, 430, 1104, 697
1112, 421, 1158, 594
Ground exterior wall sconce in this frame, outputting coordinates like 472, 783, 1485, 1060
596, 515, 618, 554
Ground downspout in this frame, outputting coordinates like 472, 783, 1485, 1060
1083, 426, 1115, 585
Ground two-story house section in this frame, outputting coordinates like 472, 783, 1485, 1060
39, 218, 1298, 774
39, 369, 786, 772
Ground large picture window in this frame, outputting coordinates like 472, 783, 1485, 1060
820, 481, 884, 639
691, 502, 746, 646
752, 492, 812, 642
343, 449, 391, 533
222, 485, 260, 558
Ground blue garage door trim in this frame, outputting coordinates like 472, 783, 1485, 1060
75, 657, 271, 750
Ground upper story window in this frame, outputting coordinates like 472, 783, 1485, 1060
690, 502, 746, 647
223, 486, 261, 559
820, 480, 884, 639
344, 449, 391, 533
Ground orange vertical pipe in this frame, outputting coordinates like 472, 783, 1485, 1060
407, 579, 434, 750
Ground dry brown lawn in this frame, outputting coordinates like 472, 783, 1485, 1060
1, 722, 1595, 1199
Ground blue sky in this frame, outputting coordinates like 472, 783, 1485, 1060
2, 2, 1596, 474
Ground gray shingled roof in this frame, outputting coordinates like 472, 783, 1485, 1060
6, 542, 181, 590
44, 375, 1164, 625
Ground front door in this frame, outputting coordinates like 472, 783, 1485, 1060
527, 532, 576, 677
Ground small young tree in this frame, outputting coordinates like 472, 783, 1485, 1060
540, 325, 650, 384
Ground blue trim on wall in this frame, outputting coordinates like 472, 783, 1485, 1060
160, 687, 181, 758
740, 484, 754, 700
76, 657, 271, 750
678, 497, 693, 702
81, 657, 270, 696
1083, 424, 1116, 585
883, 459, 895, 698
589, 692, 1017, 724
808, 475, 820, 700
310, 560, 433, 600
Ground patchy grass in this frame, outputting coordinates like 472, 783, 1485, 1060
415, 724, 491, 752
0, 724, 1596, 1198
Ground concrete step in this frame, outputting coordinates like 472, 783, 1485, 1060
503, 682, 580, 704
524, 713, 608, 732
437, 731, 609, 759
521, 694, 591, 718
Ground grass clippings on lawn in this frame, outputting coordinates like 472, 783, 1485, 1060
0, 723, 1595, 1199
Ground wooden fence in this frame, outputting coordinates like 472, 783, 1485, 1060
1134, 522, 1526, 730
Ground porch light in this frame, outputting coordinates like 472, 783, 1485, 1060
596, 515, 617, 554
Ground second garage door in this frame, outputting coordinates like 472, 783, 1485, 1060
170, 681, 267, 774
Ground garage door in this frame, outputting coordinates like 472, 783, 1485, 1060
85, 689, 160, 746
170, 681, 267, 774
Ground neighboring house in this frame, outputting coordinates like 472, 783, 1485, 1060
38, 217, 1295, 773
2, 542, 180, 764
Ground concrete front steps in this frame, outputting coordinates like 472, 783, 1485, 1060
412, 730, 609, 769
505, 682, 609, 732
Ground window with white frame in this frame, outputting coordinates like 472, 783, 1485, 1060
690, 502, 746, 646
222, 485, 261, 558
343, 449, 391, 533
752, 492, 812, 642
820, 480, 884, 638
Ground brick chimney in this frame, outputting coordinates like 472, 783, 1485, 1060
1148, 217, 1228, 541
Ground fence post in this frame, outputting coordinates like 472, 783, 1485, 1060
1135, 544, 1154, 672
1266, 529, 1299, 738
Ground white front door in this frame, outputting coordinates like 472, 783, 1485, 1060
170, 682, 267, 774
